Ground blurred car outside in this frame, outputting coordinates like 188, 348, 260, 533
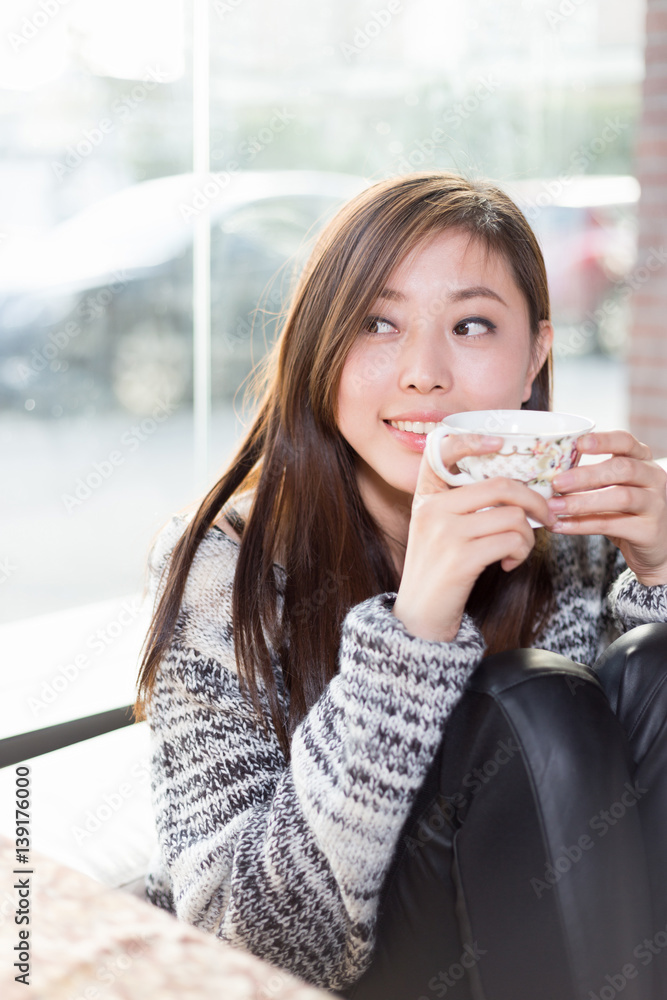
0, 170, 369, 417
0, 171, 639, 419
503, 174, 639, 359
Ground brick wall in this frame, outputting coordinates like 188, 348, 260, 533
630, 0, 667, 455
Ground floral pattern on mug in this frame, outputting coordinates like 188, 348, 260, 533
460, 436, 578, 488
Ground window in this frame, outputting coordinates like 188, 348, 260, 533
1, 0, 644, 640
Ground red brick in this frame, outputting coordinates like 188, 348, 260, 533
629, 420, 667, 455
639, 107, 667, 129
630, 414, 667, 428
647, 9, 667, 34
646, 58, 667, 77
635, 121, 667, 144
630, 0, 667, 445
634, 205, 667, 221
629, 426, 667, 455
627, 274, 667, 296
635, 187, 667, 207
630, 324, 667, 338
631, 292, 667, 308
629, 366, 667, 382
636, 138, 667, 158
635, 161, 667, 183
636, 241, 667, 262
629, 336, 667, 362
628, 360, 667, 373
628, 324, 667, 340
637, 229, 667, 243
643, 72, 667, 97
634, 238, 667, 257
644, 44, 667, 66
646, 30, 667, 49
635, 192, 667, 203
636, 167, 667, 183
629, 336, 667, 348
631, 320, 667, 334
630, 417, 667, 427
629, 399, 667, 421
629, 383, 667, 398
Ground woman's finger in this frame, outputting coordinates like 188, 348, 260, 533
552, 454, 660, 495
574, 430, 653, 462
548, 484, 655, 520
549, 512, 642, 539
430, 475, 554, 527
465, 529, 535, 574
437, 432, 503, 467
461, 503, 540, 543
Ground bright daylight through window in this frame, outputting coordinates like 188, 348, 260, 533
0, 0, 649, 827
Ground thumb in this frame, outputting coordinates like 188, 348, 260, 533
414, 439, 455, 501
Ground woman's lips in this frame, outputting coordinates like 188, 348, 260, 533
383, 419, 430, 452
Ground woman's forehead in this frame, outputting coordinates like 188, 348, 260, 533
384, 230, 522, 296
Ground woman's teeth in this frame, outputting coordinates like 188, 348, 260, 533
388, 420, 439, 434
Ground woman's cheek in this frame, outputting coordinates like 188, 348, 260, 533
457, 353, 528, 408
345, 342, 397, 398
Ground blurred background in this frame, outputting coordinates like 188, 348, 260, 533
0, 0, 650, 625
3, 0, 667, 888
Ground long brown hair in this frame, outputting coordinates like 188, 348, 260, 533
135, 172, 554, 759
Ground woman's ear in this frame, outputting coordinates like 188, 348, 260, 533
522, 320, 554, 402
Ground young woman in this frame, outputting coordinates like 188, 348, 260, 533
135, 172, 667, 999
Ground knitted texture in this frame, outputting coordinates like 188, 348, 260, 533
608, 566, 667, 629
143, 516, 667, 991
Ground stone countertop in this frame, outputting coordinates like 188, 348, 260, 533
0, 836, 333, 1000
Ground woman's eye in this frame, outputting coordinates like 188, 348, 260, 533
363, 316, 396, 335
452, 317, 496, 337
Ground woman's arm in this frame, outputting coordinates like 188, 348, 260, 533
605, 546, 667, 631
144, 518, 485, 991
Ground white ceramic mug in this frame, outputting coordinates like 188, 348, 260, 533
425, 410, 596, 527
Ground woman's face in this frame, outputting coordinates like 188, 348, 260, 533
336, 228, 553, 513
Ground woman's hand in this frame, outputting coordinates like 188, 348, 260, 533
392, 434, 554, 643
547, 431, 667, 586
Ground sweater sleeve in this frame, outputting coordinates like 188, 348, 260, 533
607, 565, 667, 631
143, 518, 486, 992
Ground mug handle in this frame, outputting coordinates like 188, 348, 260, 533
425, 426, 476, 486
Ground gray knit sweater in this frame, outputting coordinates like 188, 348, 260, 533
143, 514, 667, 992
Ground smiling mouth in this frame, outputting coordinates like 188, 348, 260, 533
386, 419, 442, 434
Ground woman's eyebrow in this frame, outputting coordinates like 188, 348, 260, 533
377, 285, 508, 306
449, 285, 508, 306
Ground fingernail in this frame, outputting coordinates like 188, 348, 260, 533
553, 471, 573, 489
548, 497, 566, 511
480, 436, 502, 446
578, 434, 596, 450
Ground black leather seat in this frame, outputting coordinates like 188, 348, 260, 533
345, 633, 663, 1000
595, 624, 667, 1000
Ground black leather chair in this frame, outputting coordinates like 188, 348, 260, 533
346, 628, 667, 1000
595, 624, 667, 1000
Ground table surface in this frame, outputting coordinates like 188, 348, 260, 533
0, 836, 332, 1000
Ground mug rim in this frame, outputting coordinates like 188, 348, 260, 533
440, 409, 596, 439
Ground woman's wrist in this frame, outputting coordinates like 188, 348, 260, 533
391, 595, 463, 643
633, 568, 667, 588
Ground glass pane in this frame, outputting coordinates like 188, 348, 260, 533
207, 0, 644, 427
0, 0, 192, 624
2, 0, 646, 629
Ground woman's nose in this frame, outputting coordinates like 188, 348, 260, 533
398, 324, 452, 393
